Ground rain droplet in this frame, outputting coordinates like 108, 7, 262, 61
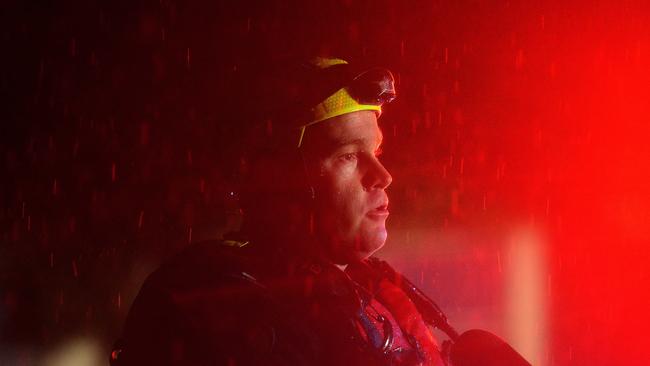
72, 260, 78, 278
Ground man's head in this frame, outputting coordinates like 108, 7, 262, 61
301, 110, 392, 264
240, 57, 396, 264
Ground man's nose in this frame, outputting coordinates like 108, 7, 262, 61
363, 157, 393, 190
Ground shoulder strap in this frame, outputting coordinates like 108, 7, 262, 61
366, 258, 459, 341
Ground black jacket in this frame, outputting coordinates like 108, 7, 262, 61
111, 239, 445, 366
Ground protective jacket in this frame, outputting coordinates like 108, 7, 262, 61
111, 239, 447, 366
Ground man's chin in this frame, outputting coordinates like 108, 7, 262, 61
323, 224, 388, 264
346, 229, 388, 262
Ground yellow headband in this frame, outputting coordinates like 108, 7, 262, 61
296, 58, 382, 148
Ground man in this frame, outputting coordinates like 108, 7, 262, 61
111, 58, 451, 366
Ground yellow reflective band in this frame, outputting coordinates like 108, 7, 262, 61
295, 57, 382, 148
222, 240, 250, 248
297, 87, 382, 147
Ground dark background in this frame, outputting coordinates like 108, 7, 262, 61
2, 1, 649, 365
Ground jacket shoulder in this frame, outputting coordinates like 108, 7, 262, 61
145, 239, 263, 292
113, 240, 276, 366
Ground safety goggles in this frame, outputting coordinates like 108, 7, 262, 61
293, 62, 398, 147
347, 67, 396, 106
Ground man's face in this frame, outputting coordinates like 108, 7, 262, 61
301, 110, 393, 264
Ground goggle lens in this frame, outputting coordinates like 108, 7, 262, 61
349, 68, 396, 105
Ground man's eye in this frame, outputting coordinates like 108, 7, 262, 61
339, 153, 357, 162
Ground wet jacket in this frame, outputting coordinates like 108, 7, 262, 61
111, 239, 447, 366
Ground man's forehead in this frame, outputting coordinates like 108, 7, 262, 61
333, 131, 384, 149
302, 111, 383, 151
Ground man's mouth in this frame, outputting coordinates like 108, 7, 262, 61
366, 204, 390, 219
